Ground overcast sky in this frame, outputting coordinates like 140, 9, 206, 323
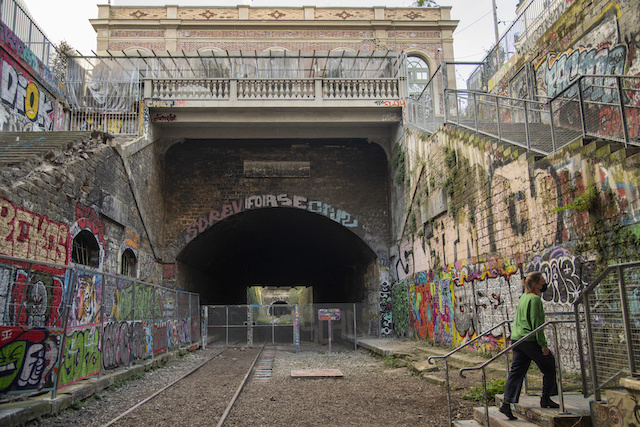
22, 0, 520, 62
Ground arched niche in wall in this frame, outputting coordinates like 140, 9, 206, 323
72, 230, 101, 269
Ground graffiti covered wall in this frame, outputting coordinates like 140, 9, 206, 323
389, 125, 638, 370
0, 20, 65, 132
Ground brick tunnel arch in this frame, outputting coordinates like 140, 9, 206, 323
176, 207, 377, 305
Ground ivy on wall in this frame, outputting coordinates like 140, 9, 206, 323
391, 281, 409, 337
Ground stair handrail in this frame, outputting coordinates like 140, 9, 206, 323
459, 319, 575, 426
411, 72, 640, 155
427, 319, 512, 427
573, 260, 640, 400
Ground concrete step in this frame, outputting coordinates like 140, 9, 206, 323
494, 393, 592, 427
472, 405, 539, 426
0, 131, 97, 166
453, 419, 483, 426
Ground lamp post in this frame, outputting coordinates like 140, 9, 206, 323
492, 0, 501, 66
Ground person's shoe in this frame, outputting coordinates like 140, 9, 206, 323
540, 396, 560, 408
499, 403, 517, 420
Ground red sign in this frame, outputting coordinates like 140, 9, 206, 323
318, 308, 341, 321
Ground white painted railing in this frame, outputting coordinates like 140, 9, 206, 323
145, 77, 400, 101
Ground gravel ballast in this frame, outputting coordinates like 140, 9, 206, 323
27, 343, 479, 426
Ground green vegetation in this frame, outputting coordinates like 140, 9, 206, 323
462, 378, 506, 402
391, 142, 407, 186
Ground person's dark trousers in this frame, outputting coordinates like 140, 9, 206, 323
503, 340, 558, 403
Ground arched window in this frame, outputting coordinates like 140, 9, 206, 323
407, 56, 430, 98
72, 230, 100, 268
121, 249, 137, 277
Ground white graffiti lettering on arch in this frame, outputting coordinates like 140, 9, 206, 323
185, 194, 360, 244
0, 60, 53, 131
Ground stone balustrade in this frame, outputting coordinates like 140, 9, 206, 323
145, 77, 400, 101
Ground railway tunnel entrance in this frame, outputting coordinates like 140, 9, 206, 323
176, 207, 378, 305
177, 207, 379, 347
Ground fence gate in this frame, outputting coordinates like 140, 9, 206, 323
205, 304, 299, 350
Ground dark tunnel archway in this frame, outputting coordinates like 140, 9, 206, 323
176, 207, 377, 305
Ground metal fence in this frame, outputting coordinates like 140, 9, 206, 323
574, 261, 640, 400
467, 0, 571, 92
0, 0, 56, 69
205, 302, 371, 351
0, 254, 200, 396
409, 73, 640, 155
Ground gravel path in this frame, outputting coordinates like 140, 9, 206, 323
28, 343, 478, 427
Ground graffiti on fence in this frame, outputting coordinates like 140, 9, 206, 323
112, 280, 154, 322
7, 269, 65, 328
69, 274, 101, 327
168, 320, 180, 348
0, 196, 70, 266
102, 321, 151, 370
153, 321, 168, 354
58, 325, 101, 387
0, 326, 60, 393
156, 289, 176, 320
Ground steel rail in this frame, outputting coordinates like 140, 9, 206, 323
216, 343, 266, 427
101, 347, 229, 427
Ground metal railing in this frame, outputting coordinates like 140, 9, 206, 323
0, 254, 200, 397
0, 0, 57, 68
574, 261, 640, 401
409, 73, 640, 155
467, 0, 572, 92
427, 320, 512, 427
459, 319, 575, 427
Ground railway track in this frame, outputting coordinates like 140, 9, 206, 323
102, 346, 265, 427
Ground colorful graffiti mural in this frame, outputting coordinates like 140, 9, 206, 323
102, 321, 151, 370
7, 269, 65, 328
58, 324, 101, 388
0, 57, 55, 132
0, 326, 60, 393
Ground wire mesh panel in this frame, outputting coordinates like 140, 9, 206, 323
527, 101, 553, 153
475, 92, 498, 135
251, 304, 296, 345
623, 77, 640, 141
578, 265, 637, 397
623, 266, 640, 375
206, 305, 249, 347
0, 257, 70, 394
307, 303, 360, 350
58, 269, 103, 388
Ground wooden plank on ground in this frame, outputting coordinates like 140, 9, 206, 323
290, 369, 344, 378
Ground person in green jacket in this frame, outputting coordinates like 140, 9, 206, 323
499, 271, 559, 420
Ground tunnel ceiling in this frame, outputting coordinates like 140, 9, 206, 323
177, 207, 377, 304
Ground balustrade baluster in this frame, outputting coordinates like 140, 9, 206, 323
159, 81, 166, 98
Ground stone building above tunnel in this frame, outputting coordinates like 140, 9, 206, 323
43, 3, 457, 310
